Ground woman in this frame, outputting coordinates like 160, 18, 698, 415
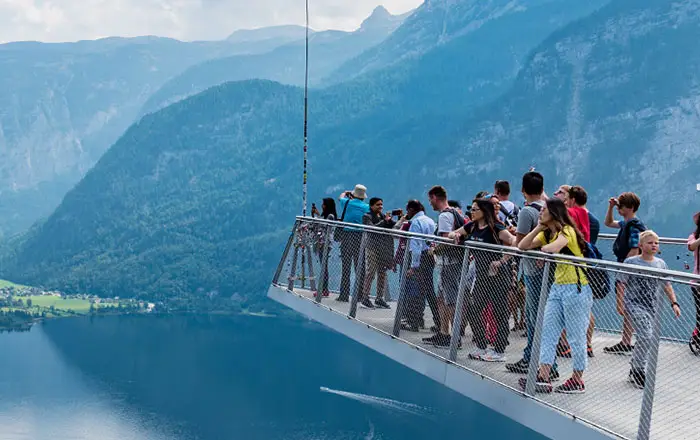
518, 198, 592, 394
449, 198, 515, 362
315, 198, 338, 297
687, 212, 700, 348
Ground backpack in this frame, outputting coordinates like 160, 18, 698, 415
612, 219, 647, 262
562, 241, 611, 299
499, 202, 520, 227
433, 208, 466, 257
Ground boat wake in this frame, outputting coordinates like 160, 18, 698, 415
320, 387, 432, 418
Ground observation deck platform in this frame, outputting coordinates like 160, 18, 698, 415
269, 217, 700, 440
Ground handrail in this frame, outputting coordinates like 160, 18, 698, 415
297, 216, 700, 284
598, 233, 689, 246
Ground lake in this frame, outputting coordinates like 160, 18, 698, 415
0, 313, 543, 439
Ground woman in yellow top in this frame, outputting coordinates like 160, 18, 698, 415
517, 198, 593, 394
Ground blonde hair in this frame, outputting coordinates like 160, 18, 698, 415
639, 230, 659, 244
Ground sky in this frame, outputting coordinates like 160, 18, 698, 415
0, 0, 423, 43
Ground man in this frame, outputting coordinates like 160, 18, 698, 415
604, 192, 646, 355
336, 185, 370, 302
403, 200, 438, 332
362, 198, 395, 309
567, 185, 597, 357
505, 171, 559, 380
495, 180, 519, 226
423, 186, 464, 347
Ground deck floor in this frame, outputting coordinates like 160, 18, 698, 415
290, 288, 698, 440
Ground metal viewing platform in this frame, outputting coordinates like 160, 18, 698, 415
268, 217, 700, 440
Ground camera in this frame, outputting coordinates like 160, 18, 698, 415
391, 209, 403, 217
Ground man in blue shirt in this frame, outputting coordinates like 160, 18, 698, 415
403, 200, 437, 331
336, 185, 370, 302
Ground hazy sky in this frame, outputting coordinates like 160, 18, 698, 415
0, 0, 423, 43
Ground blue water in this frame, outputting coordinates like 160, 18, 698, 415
0, 314, 543, 439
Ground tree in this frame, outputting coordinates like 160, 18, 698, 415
26, 298, 32, 308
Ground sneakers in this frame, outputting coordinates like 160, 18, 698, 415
360, 298, 375, 309
628, 369, 646, 389
518, 376, 553, 394
422, 333, 449, 344
505, 358, 529, 374
374, 299, 391, 309
505, 359, 560, 381
554, 377, 585, 394
603, 342, 634, 356
587, 345, 595, 358
336, 296, 349, 303
480, 348, 506, 362
468, 347, 488, 360
400, 322, 419, 332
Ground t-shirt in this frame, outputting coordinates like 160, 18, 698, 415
688, 234, 700, 276
499, 200, 517, 224
517, 201, 544, 276
619, 255, 670, 310
536, 225, 589, 286
568, 206, 590, 242
437, 210, 458, 235
588, 212, 600, 245
464, 222, 506, 275
338, 197, 370, 228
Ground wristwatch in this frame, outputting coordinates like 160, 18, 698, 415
672, 302, 680, 308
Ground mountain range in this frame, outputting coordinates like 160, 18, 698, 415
140, 6, 411, 116
2, 0, 699, 304
0, 8, 403, 240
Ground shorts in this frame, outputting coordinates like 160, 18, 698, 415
439, 263, 462, 306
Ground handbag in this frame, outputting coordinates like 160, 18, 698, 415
333, 199, 350, 242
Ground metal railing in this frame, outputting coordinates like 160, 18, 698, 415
272, 217, 700, 440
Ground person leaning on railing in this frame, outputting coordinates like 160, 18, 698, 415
449, 198, 515, 363
517, 198, 592, 394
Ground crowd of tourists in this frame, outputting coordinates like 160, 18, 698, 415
309, 171, 700, 395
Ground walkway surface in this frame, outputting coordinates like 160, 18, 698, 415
288, 287, 698, 440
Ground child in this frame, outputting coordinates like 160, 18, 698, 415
618, 230, 681, 388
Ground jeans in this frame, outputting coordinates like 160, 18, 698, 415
405, 253, 439, 329
339, 232, 362, 301
539, 283, 593, 372
626, 303, 655, 372
522, 271, 558, 374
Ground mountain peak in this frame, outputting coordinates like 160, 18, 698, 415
360, 5, 401, 31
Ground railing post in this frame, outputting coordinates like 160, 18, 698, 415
525, 260, 551, 396
349, 231, 369, 318
272, 221, 299, 285
287, 244, 300, 293
636, 285, 665, 440
449, 247, 471, 361
316, 224, 334, 304
392, 238, 413, 337
305, 244, 317, 292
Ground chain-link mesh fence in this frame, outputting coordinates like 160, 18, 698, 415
272, 217, 700, 440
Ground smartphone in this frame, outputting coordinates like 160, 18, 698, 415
391, 209, 403, 216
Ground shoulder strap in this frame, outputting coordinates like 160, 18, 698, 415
338, 199, 350, 222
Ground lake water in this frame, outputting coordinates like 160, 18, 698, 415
0, 313, 543, 440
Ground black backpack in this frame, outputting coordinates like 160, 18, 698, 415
612, 219, 647, 262
433, 208, 466, 256
562, 241, 611, 299
500, 203, 520, 227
